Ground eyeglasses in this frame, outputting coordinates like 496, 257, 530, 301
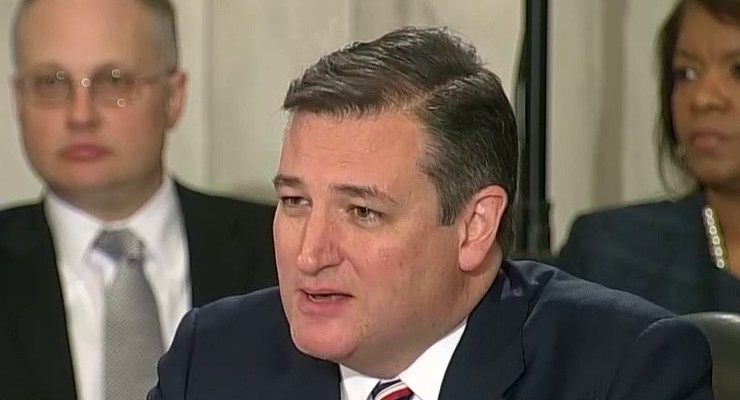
14, 68, 174, 108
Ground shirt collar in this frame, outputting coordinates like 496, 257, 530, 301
122, 178, 182, 267
44, 177, 181, 270
45, 191, 103, 273
340, 319, 467, 400
340, 366, 379, 400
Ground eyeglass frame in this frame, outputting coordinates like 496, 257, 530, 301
13, 67, 177, 108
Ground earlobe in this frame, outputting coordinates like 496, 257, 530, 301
458, 185, 508, 272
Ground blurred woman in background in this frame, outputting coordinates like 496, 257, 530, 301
557, 0, 740, 314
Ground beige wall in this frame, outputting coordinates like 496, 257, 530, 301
207, 0, 523, 202
0, 0, 679, 250
549, 0, 677, 246
0, 1, 39, 206
208, 1, 354, 201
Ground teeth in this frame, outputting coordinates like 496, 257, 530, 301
309, 294, 338, 302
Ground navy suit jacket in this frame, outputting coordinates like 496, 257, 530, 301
557, 192, 740, 314
150, 260, 713, 400
0, 183, 278, 400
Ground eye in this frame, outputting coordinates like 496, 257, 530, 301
349, 206, 383, 225
278, 196, 311, 218
731, 63, 740, 79
25, 71, 68, 100
95, 69, 135, 93
32, 72, 64, 87
108, 69, 127, 85
279, 196, 309, 208
673, 66, 698, 83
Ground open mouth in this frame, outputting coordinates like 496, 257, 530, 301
307, 293, 346, 302
297, 290, 352, 314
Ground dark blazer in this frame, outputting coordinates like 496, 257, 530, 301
557, 192, 740, 314
149, 260, 713, 400
0, 183, 278, 400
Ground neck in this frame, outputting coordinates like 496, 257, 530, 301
347, 254, 501, 378
51, 175, 164, 222
706, 188, 740, 244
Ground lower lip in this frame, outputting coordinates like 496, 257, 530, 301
690, 132, 727, 150
296, 291, 351, 316
60, 145, 109, 161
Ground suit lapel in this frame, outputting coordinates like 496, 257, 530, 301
176, 184, 245, 307
439, 263, 527, 400
657, 193, 719, 309
2, 203, 77, 399
266, 351, 341, 400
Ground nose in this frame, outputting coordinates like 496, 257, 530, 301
66, 82, 101, 131
295, 208, 342, 275
690, 69, 730, 114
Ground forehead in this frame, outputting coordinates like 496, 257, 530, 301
677, 4, 740, 51
279, 111, 428, 188
17, 0, 159, 71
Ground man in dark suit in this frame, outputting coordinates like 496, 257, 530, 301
150, 27, 713, 399
0, 1, 276, 399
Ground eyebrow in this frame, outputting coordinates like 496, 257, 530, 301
331, 183, 400, 206
674, 48, 740, 62
272, 174, 303, 190
272, 174, 400, 206
21, 62, 63, 72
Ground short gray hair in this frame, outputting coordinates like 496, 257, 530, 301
11, 0, 179, 69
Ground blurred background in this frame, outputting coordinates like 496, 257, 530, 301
0, 0, 678, 251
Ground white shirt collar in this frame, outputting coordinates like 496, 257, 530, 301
120, 178, 182, 268
45, 177, 181, 271
340, 319, 467, 400
45, 192, 102, 273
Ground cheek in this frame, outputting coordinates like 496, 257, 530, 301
671, 91, 691, 139
358, 220, 455, 276
344, 240, 407, 302
360, 237, 427, 283
107, 110, 166, 150
401, 230, 460, 286
273, 215, 299, 278
360, 238, 454, 318
20, 111, 62, 156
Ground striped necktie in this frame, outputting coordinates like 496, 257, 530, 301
370, 378, 413, 400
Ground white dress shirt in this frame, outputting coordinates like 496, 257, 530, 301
45, 178, 190, 400
340, 320, 467, 400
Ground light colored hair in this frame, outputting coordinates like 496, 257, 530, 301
10, 0, 179, 69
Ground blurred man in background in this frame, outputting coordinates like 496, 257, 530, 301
0, 1, 276, 399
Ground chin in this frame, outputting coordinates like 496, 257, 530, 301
693, 171, 740, 192
689, 160, 739, 186
289, 323, 355, 362
49, 179, 115, 196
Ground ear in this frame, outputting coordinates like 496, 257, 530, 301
165, 70, 188, 129
10, 75, 23, 120
457, 185, 508, 272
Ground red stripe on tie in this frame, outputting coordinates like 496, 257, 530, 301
377, 387, 413, 400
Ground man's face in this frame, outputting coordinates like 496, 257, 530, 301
273, 111, 467, 373
12, 0, 186, 201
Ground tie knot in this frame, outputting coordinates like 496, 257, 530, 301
371, 378, 413, 400
95, 228, 144, 265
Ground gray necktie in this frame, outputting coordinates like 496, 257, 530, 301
95, 229, 163, 400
